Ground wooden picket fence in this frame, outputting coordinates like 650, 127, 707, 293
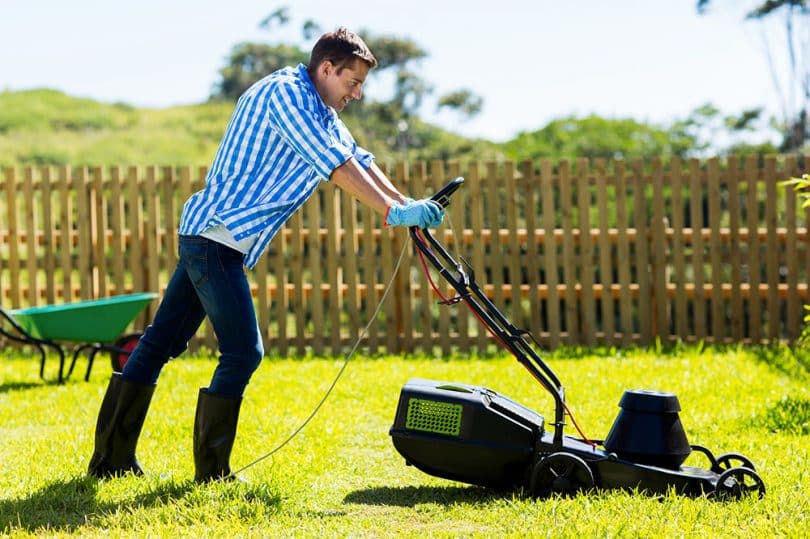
1, 155, 808, 357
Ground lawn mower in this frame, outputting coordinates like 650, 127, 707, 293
389, 178, 765, 500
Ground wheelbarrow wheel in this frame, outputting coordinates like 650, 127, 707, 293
110, 333, 142, 372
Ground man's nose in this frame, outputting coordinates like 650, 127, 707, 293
352, 85, 363, 100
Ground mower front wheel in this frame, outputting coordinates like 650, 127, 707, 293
530, 452, 594, 498
110, 332, 143, 372
712, 452, 756, 473
714, 466, 765, 500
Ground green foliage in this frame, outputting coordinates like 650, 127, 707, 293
0, 346, 808, 536
208, 9, 485, 155
782, 174, 810, 345
341, 107, 504, 164
0, 88, 135, 133
696, 1, 810, 152
0, 90, 235, 167
783, 173, 810, 208
0, 89, 503, 167
211, 42, 308, 101
501, 115, 693, 161
437, 89, 484, 118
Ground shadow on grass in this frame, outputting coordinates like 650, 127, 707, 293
748, 345, 810, 381
343, 484, 505, 507
0, 381, 43, 394
0, 475, 191, 534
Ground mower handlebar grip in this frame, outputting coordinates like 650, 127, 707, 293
430, 177, 465, 208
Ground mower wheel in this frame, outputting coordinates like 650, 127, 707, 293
712, 452, 756, 473
714, 466, 765, 500
530, 452, 594, 498
110, 332, 142, 372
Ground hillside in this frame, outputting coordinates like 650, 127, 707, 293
0, 89, 504, 168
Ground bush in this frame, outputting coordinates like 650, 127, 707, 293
784, 173, 810, 346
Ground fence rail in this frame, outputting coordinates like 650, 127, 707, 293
1, 155, 808, 356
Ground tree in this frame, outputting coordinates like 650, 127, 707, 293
501, 115, 695, 161
437, 89, 484, 120
212, 42, 307, 100
697, 1, 810, 151
209, 8, 484, 136
669, 103, 779, 156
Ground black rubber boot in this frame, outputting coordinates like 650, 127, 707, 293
88, 373, 155, 478
193, 388, 242, 483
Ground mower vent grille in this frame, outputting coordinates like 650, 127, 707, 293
405, 398, 462, 436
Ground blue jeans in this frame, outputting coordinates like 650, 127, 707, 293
121, 235, 264, 398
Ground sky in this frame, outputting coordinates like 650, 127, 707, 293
0, 0, 787, 142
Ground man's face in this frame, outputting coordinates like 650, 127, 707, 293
316, 59, 370, 111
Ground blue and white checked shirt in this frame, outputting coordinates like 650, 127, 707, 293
179, 64, 374, 268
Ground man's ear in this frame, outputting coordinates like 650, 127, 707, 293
319, 60, 334, 78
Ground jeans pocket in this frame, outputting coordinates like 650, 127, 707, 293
179, 236, 208, 287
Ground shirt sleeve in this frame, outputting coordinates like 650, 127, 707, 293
335, 118, 375, 170
266, 82, 353, 180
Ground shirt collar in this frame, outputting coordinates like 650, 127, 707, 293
296, 63, 336, 125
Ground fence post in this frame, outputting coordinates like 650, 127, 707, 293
540, 159, 560, 348
595, 158, 614, 345
633, 160, 652, 345
650, 158, 668, 342
784, 154, 799, 342
707, 158, 724, 342
57, 166, 72, 302
41, 166, 56, 305
688, 159, 706, 341
3, 168, 21, 308
23, 167, 38, 306
577, 158, 596, 346
764, 156, 781, 341
727, 157, 744, 342
559, 159, 577, 344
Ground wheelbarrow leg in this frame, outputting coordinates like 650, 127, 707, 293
41, 341, 66, 384
85, 347, 99, 382
37, 343, 46, 380
66, 343, 102, 382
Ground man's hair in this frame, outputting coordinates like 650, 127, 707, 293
307, 27, 378, 73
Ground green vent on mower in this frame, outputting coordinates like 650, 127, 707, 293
405, 398, 462, 436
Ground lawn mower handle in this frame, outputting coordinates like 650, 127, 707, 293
409, 178, 568, 446
430, 176, 465, 208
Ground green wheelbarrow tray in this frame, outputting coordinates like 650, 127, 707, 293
2, 292, 158, 383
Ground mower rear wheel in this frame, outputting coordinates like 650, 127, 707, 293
530, 452, 594, 498
713, 452, 756, 473
714, 466, 765, 500
110, 332, 142, 372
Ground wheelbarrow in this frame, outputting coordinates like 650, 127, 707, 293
0, 292, 157, 383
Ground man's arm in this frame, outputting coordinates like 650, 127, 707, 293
331, 157, 445, 229
366, 162, 409, 205
330, 157, 395, 215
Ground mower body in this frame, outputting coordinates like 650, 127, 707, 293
389, 378, 543, 488
390, 379, 744, 497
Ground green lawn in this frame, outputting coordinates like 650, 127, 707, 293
1, 345, 808, 537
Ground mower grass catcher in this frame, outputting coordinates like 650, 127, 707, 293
389, 178, 764, 500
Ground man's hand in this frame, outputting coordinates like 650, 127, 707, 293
385, 199, 444, 229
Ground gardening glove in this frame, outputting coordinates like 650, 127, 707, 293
385, 198, 444, 229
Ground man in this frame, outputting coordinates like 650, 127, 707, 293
87, 28, 443, 482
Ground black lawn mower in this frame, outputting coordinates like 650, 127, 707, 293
389, 177, 765, 500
